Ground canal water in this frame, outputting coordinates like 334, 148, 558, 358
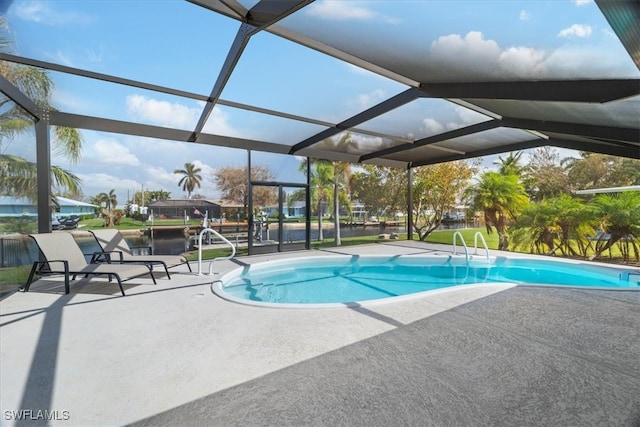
74, 225, 412, 256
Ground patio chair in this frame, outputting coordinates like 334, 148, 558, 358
89, 229, 191, 278
25, 232, 156, 296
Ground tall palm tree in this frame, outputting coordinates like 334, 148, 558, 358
325, 133, 354, 246
174, 162, 202, 199
470, 172, 529, 250
310, 160, 333, 241
331, 160, 352, 246
98, 189, 118, 213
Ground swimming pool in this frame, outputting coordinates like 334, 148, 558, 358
213, 255, 640, 307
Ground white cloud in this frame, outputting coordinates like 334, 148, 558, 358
558, 24, 592, 38
352, 89, 386, 111
431, 31, 502, 64
13, 1, 92, 26
519, 10, 530, 21
126, 94, 200, 129
422, 118, 444, 135
434, 34, 549, 79
200, 106, 235, 136
126, 95, 238, 137
574, 0, 592, 6
76, 172, 141, 203
88, 138, 140, 166
499, 46, 548, 77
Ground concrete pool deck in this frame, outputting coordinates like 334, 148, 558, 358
1, 241, 639, 426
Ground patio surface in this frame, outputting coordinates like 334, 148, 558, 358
1, 241, 639, 426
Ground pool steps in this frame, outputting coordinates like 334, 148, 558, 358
452, 231, 490, 264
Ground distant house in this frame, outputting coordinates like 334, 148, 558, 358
262, 201, 307, 218
147, 199, 244, 221
0, 196, 98, 218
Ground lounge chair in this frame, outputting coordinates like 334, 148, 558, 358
89, 229, 191, 278
24, 232, 156, 296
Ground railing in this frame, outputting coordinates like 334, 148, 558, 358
0, 237, 29, 268
452, 231, 469, 263
473, 232, 490, 262
196, 228, 235, 275
620, 270, 640, 287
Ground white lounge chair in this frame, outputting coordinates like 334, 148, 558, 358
25, 232, 156, 296
89, 229, 191, 278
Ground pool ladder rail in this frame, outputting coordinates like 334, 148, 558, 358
619, 270, 640, 287
452, 231, 490, 264
196, 227, 236, 275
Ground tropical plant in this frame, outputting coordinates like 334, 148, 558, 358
589, 191, 640, 262
510, 200, 557, 255
174, 162, 202, 199
96, 189, 117, 213
469, 172, 529, 250
494, 151, 525, 177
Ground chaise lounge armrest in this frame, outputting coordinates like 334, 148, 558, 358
90, 250, 124, 264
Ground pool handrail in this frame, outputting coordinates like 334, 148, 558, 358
473, 232, 490, 262
197, 228, 235, 275
452, 231, 469, 263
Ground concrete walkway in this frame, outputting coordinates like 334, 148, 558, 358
1, 242, 638, 426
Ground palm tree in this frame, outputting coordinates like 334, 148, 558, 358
102, 189, 117, 213
174, 162, 202, 199
331, 160, 352, 246
589, 192, 640, 262
310, 160, 333, 241
325, 133, 354, 246
470, 172, 529, 250
0, 17, 83, 209
510, 200, 557, 255
494, 151, 524, 177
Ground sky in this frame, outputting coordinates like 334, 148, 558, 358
1, 0, 637, 207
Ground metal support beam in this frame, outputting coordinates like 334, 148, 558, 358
289, 88, 421, 154
501, 117, 640, 144
190, 0, 313, 142
35, 115, 51, 233
360, 120, 501, 162
190, 22, 254, 142
407, 166, 413, 241
0, 53, 208, 102
0, 73, 41, 120
546, 137, 640, 159
419, 79, 640, 103
410, 139, 545, 168
244, 0, 315, 35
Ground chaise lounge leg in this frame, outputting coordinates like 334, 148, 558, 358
113, 274, 126, 296
23, 262, 41, 292
160, 262, 170, 279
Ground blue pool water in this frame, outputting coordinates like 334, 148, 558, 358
216, 255, 640, 305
